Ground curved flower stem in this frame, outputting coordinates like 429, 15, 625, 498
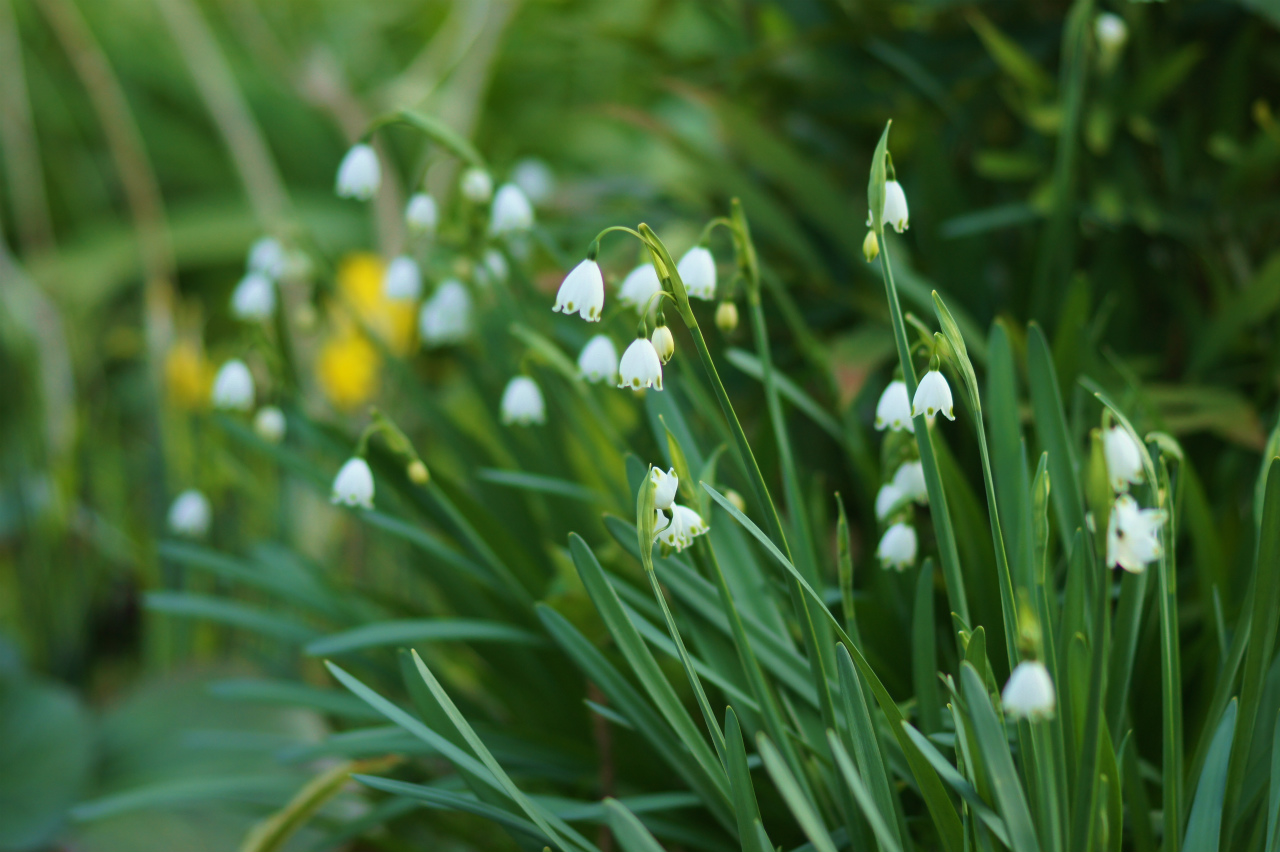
364, 108, 486, 169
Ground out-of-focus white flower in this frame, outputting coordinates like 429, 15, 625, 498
168, 489, 211, 537
651, 467, 679, 510
875, 483, 903, 522
383, 256, 423, 301
253, 406, 286, 443
619, 262, 662, 313
460, 167, 493, 204
1107, 494, 1167, 573
405, 193, 439, 234
489, 183, 534, 235
1095, 12, 1128, 53
419, 279, 472, 347
501, 376, 545, 426
651, 324, 675, 364
1002, 660, 1056, 721
912, 370, 955, 421
677, 246, 716, 300
231, 272, 276, 321
869, 180, 910, 233
336, 143, 380, 200
248, 237, 287, 279
876, 522, 917, 571
618, 338, 663, 391
331, 457, 375, 509
212, 360, 254, 410
875, 380, 914, 433
656, 504, 708, 551
481, 248, 509, 286
552, 259, 605, 322
512, 158, 555, 205
578, 335, 618, 384
1103, 425, 1144, 492
892, 461, 928, 504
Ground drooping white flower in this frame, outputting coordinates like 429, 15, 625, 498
460, 167, 493, 204
653, 508, 671, 539
874, 380, 914, 433
383, 256, 423, 301
677, 246, 716, 300
1103, 425, 1144, 492
1002, 661, 1056, 721
405, 193, 439, 234
876, 522, 917, 571
481, 248, 509, 286
512, 157, 555, 205
501, 376, 546, 426
230, 272, 276, 322
1107, 494, 1167, 573
656, 504, 708, 551
552, 259, 605, 322
253, 405, 286, 443
335, 143, 380, 201
211, 360, 254, 411
869, 180, 910, 233
875, 483, 904, 521
419, 279, 472, 347
618, 338, 663, 391
168, 489, 211, 537
619, 262, 663, 313
578, 335, 618, 384
331, 457, 375, 509
1094, 12, 1128, 53
489, 183, 534, 235
651, 467, 679, 511
247, 237, 287, 279
912, 370, 955, 421
892, 461, 929, 504
651, 324, 675, 364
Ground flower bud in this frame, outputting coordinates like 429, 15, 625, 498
715, 301, 739, 333
407, 460, 430, 484
863, 230, 879, 262
651, 324, 675, 364
725, 489, 746, 514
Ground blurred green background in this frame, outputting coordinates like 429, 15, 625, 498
2, 0, 1278, 849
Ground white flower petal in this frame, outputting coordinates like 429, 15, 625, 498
552, 260, 605, 322
619, 262, 662, 313
578, 335, 618, 384
912, 371, 955, 421
168, 489, 211, 537
677, 246, 716, 300
875, 380, 914, 433
618, 338, 663, 391
331, 457, 375, 508
384, 256, 423, 301
212, 360, 254, 410
336, 144, 380, 200
651, 467, 679, 511
501, 377, 545, 425
1002, 661, 1055, 720
876, 522, 917, 571
490, 183, 535, 235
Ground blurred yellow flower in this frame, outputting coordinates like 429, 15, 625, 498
336, 253, 416, 355
164, 341, 212, 409
317, 332, 380, 411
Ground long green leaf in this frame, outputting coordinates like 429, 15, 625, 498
1182, 700, 1238, 852
305, 619, 543, 656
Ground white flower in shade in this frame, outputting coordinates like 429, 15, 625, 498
489, 183, 534, 235
912, 370, 955, 420
578, 335, 618, 384
253, 406, 286, 443
874, 380, 914, 433
331, 457, 375, 509
656, 504, 708, 551
405, 193, 438, 234
876, 522, 917, 571
211, 360, 254, 410
383, 256, 422, 301
501, 377, 545, 425
892, 461, 929, 504
512, 157, 555, 205
419, 279, 472, 347
869, 180, 910, 233
650, 467, 678, 510
1107, 494, 1167, 573
335, 143, 380, 200
875, 483, 903, 521
653, 508, 671, 539
1095, 12, 1127, 52
677, 246, 716, 300
618, 338, 663, 391
482, 248, 509, 286
619, 262, 662, 313
168, 489, 211, 537
460, 167, 493, 203
1103, 425, 1144, 492
230, 272, 276, 321
1002, 661, 1056, 721
651, 324, 675, 364
247, 237, 286, 279
553, 259, 605, 321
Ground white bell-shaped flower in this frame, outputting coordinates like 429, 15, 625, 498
651, 324, 675, 364
650, 467, 679, 511
578, 335, 618, 384
501, 376, 546, 426
419, 279, 472, 347
552, 259, 605, 322
869, 180, 910, 233
247, 237, 287, 279
383, 256, 422, 301
253, 405, 286, 443
512, 158, 555, 205
1107, 494, 1167, 573
875, 483, 904, 521
405, 193, 439, 234
335, 143, 380, 200
1002, 660, 1056, 721
1095, 12, 1128, 53
874, 380, 914, 433
619, 262, 662, 313
230, 272, 276, 322
876, 522, 917, 571
331, 457, 375, 509
677, 246, 716, 300
211, 359, 254, 411
168, 489, 211, 537
618, 338, 663, 391
912, 370, 955, 420
481, 248, 509, 286
656, 504, 708, 551
1103, 425, 1144, 492
489, 183, 534, 235
892, 461, 929, 504
460, 167, 493, 203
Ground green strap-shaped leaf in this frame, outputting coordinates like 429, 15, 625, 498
724, 708, 771, 852
901, 721, 1011, 847
604, 799, 667, 852
827, 732, 905, 852
757, 734, 837, 852
835, 645, 903, 849
1182, 700, 1238, 852
144, 592, 318, 644
305, 619, 543, 656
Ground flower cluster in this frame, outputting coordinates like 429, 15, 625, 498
649, 468, 708, 553
1102, 424, 1166, 573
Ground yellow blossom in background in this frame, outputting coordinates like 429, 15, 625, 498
164, 340, 212, 409
335, 253, 416, 355
317, 331, 381, 410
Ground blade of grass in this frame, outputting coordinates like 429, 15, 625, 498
1182, 700, 1238, 852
